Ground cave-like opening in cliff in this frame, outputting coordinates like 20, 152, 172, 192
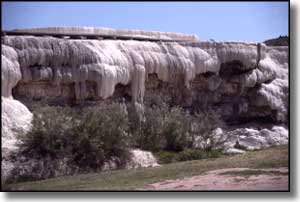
112, 83, 132, 103
225, 114, 277, 126
202, 71, 217, 78
219, 60, 253, 79
12, 86, 18, 99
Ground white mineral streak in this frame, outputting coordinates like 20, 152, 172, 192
1, 45, 21, 98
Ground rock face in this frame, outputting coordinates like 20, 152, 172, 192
2, 36, 288, 122
1, 27, 289, 182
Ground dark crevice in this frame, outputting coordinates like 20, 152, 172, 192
225, 115, 276, 126
112, 83, 132, 103
202, 71, 216, 78
219, 60, 254, 79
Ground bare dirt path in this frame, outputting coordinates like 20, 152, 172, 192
143, 167, 289, 191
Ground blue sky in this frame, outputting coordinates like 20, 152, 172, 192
2, 2, 288, 42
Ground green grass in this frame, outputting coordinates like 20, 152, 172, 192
154, 149, 223, 164
219, 170, 289, 176
3, 145, 288, 191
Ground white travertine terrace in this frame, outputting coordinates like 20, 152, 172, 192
1, 31, 289, 124
1, 36, 288, 106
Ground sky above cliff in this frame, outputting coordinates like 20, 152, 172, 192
2, 2, 288, 42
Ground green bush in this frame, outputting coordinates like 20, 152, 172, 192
21, 101, 225, 171
178, 149, 223, 161
20, 106, 78, 159
175, 149, 206, 162
71, 104, 130, 170
129, 104, 193, 152
161, 107, 192, 151
132, 105, 165, 151
20, 103, 131, 171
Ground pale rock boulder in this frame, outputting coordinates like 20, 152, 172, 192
1, 97, 33, 181
194, 127, 288, 153
224, 148, 246, 155
224, 126, 288, 151
1, 97, 32, 154
193, 128, 226, 150
126, 149, 159, 169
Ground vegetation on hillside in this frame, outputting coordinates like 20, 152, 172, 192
264, 35, 289, 46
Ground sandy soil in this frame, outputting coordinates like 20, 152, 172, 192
143, 167, 289, 191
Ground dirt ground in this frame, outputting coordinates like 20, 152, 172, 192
143, 167, 289, 191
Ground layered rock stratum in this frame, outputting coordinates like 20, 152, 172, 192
1, 27, 289, 182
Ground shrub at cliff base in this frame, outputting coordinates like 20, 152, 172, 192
19, 102, 224, 173
130, 104, 194, 152
19, 103, 131, 172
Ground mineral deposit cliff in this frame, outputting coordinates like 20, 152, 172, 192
1, 27, 289, 182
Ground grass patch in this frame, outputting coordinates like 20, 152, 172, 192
155, 149, 223, 164
219, 170, 289, 176
3, 145, 288, 191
